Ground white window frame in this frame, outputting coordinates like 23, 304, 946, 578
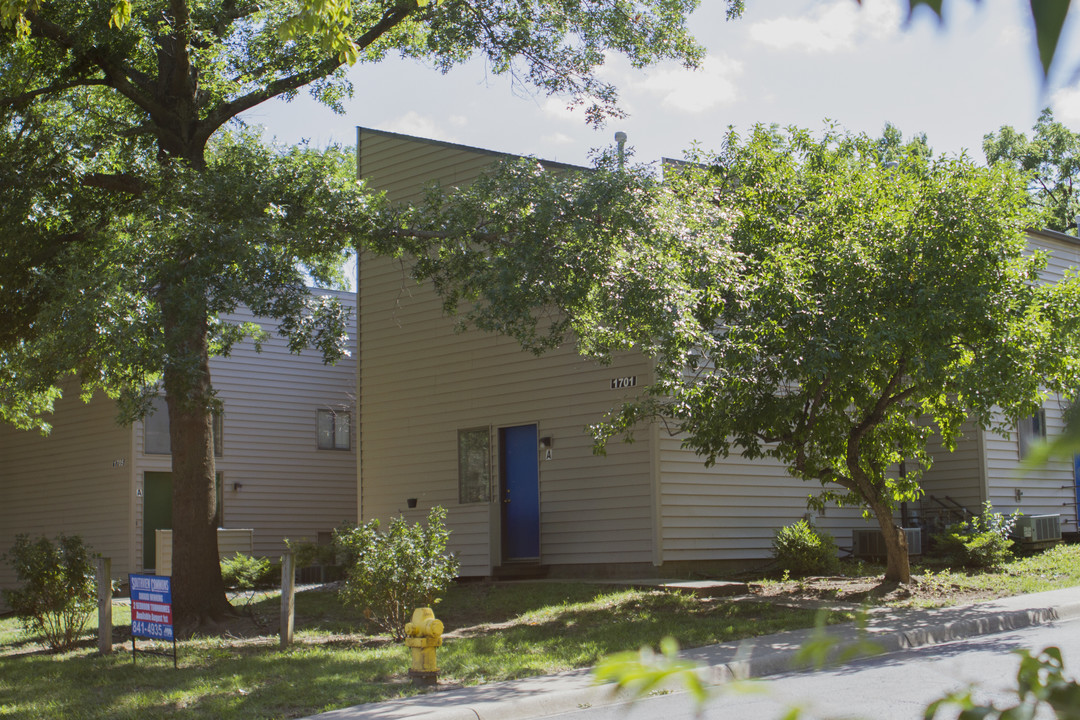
457, 427, 491, 504
1018, 409, 1047, 460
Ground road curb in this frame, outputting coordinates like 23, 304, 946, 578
696, 600, 1080, 685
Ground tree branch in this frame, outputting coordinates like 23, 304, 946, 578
851, 358, 913, 444
199, 1, 419, 138
28, 14, 164, 119
81, 173, 145, 195
0, 78, 108, 110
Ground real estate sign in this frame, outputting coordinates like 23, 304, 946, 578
129, 574, 174, 641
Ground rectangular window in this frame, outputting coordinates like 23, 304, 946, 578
1018, 409, 1047, 459
458, 428, 491, 504
144, 397, 223, 457
143, 397, 171, 455
318, 409, 351, 450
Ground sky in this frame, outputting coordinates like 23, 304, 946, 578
242, 0, 1080, 170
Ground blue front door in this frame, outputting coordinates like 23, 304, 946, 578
1074, 455, 1080, 515
501, 424, 540, 560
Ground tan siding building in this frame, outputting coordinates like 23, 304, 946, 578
358, 128, 1080, 576
0, 290, 357, 596
357, 128, 870, 578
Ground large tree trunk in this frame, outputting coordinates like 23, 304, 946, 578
869, 500, 911, 583
162, 308, 233, 632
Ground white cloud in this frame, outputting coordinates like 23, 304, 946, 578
634, 54, 743, 113
541, 97, 583, 123
1051, 86, 1080, 124
386, 111, 455, 141
541, 132, 575, 145
748, 0, 901, 54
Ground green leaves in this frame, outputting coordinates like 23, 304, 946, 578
108, 0, 131, 29
926, 646, 1080, 720
0, 129, 368, 426
1029, 0, 1072, 77
594, 637, 709, 710
984, 109, 1080, 234
334, 507, 459, 640
2, 534, 98, 652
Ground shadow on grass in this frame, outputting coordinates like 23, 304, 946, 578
440, 597, 829, 683
0, 635, 411, 720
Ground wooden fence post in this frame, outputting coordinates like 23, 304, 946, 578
280, 551, 295, 648
97, 557, 112, 655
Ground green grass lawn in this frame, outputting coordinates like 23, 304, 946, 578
0, 582, 838, 720
916, 543, 1080, 597
3, 545, 1080, 720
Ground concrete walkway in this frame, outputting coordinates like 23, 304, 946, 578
299, 586, 1080, 720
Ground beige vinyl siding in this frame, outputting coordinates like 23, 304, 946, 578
357, 128, 580, 206
972, 230, 1080, 529
133, 290, 359, 565
0, 387, 133, 597
982, 398, 1076, 530
361, 250, 654, 574
917, 420, 985, 515
359, 128, 655, 575
658, 436, 867, 561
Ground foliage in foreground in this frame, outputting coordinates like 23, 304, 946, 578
772, 520, 840, 577
926, 646, 1080, 720
335, 506, 459, 641
596, 631, 1080, 719
2, 534, 97, 652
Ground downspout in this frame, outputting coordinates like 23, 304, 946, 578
977, 425, 990, 507
355, 126, 364, 522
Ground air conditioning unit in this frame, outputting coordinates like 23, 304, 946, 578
851, 527, 923, 559
1014, 515, 1062, 546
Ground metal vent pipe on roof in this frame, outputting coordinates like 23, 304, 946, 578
615, 131, 627, 169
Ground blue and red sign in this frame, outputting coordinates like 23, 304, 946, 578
129, 574, 174, 641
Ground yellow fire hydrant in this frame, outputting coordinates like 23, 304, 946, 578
404, 607, 444, 686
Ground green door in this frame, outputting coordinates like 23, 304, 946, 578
143, 472, 173, 571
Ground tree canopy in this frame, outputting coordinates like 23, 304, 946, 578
0, 0, 722, 628
984, 108, 1080, 235
374, 125, 1080, 583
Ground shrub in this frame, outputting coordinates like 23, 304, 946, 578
2, 534, 98, 652
285, 538, 339, 569
933, 501, 1020, 569
772, 520, 839, 576
220, 552, 274, 590
334, 506, 459, 640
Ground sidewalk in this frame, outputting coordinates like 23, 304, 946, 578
301, 586, 1080, 720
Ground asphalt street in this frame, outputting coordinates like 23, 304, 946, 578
549, 617, 1080, 720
